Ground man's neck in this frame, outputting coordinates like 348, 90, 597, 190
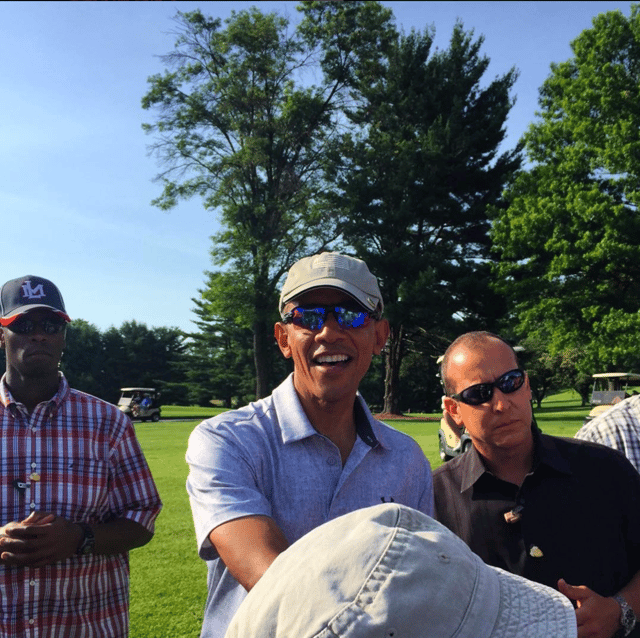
477, 436, 535, 487
299, 396, 358, 466
5, 371, 59, 414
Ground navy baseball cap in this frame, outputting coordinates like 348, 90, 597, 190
0, 276, 71, 326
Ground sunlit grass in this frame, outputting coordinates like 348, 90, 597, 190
129, 421, 207, 638
160, 405, 227, 419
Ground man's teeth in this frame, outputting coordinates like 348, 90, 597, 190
316, 354, 349, 364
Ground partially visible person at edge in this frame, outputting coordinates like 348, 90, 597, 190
0, 275, 162, 637
575, 392, 640, 473
433, 331, 640, 638
186, 252, 434, 638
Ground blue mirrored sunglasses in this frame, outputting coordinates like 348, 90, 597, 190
282, 305, 379, 331
6, 316, 67, 335
450, 368, 526, 406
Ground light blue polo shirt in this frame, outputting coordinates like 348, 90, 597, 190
186, 373, 434, 638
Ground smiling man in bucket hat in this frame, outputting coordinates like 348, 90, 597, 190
187, 253, 434, 638
225, 503, 577, 638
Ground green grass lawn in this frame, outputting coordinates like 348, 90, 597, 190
129, 420, 207, 638
160, 405, 227, 419
129, 390, 591, 637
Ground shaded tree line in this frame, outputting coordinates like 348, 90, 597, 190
50, 319, 188, 406
56, 318, 268, 410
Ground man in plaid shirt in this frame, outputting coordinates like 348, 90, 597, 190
0, 275, 162, 637
576, 394, 640, 473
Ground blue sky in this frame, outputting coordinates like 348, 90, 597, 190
1, 1, 631, 333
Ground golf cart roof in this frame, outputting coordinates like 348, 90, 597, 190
120, 387, 156, 392
591, 373, 640, 380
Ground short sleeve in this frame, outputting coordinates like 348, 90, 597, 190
186, 419, 273, 560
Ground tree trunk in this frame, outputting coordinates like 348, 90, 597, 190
383, 324, 404, 414
253, 318, 270, 399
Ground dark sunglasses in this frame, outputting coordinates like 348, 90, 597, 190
282, 305, 379, 331
7, 316, 67, 335
450, 368, 526, 406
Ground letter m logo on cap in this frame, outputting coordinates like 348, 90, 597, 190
21, 281, 46, 300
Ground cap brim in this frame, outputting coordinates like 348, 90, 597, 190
280, 281, 380, 313
0, 306, 71, 326
490, 565, 577, 637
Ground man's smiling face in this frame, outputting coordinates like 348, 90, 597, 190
275, 288, 388, 413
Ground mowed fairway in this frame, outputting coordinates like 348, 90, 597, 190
129, 420, 207, 638
128, 390, 590, 637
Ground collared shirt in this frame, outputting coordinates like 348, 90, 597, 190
186, 373, 434, 638
575, 394, 640, 472
433, 428, 640, 616
0, 373, 162, 638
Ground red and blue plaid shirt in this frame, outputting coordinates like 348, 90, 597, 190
0, 373, 162, 637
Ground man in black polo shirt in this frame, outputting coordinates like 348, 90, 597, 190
433, 331, 640, 638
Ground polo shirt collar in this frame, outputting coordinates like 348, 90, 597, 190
460, 445, 487, 492
354, 398, 380, 448
273, 373, 381, 448
0, 372, 70, 414
459, 424, 572, 492
532, 426, 572, 476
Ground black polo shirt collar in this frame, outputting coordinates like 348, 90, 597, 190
459, 425, 572, 492
354, 399, 378, 448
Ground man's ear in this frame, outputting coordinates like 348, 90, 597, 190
523, 372, 532, 401
373, 318, 390, 355
274, 323, 292, 359
443, 396, 464, 427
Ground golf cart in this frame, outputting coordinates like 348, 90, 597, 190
117, 387, 161, 423
583, 373, 640, 424
438, 410, 472, 462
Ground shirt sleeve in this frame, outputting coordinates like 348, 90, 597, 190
108, 413, 162, 532
575, 418, 620, 447
575, 403, 640, 474
186, 419, 273, 560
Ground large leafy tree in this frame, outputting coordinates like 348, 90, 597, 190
330, 24, 520, 413
492, 6, 640, 374
142, 4, 396, 397
517, 334, 563, 409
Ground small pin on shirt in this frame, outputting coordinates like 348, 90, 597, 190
529, 545, 544, 558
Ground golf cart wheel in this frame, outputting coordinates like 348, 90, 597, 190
151, 412, 160, 422
439, 434, 452, 462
